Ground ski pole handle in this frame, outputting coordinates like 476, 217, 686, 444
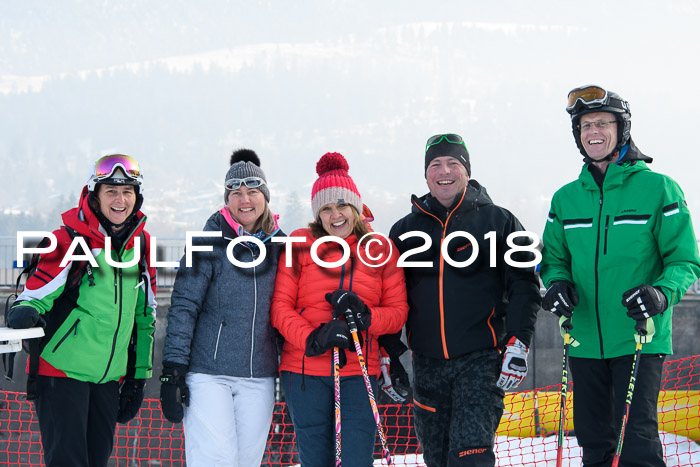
344, 308, 359, 333
634, 318, 647, 336
561, 317, 573, 332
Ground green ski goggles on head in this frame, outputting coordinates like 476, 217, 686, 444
425, 134, 466, 152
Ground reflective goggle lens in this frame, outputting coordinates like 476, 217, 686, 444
566, 86, 608, 111
94, 154, 141, 178
426, 134, 464, 150
225, 177, 266, 190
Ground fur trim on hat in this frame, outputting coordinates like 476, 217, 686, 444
230, 148, 261, 167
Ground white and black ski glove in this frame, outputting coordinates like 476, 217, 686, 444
622, 284, 667, 321
378, 356, 409, 404
497, 337, 529, 391
542, 280, 579, 318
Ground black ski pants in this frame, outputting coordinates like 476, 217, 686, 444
34, 375, 119, 467
569, 354, 666, 467
412, 349, 503, 467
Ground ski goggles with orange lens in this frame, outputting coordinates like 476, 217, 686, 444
566, 85, 609, 114
425, 134, 465, 152
225, 177, 266, 190
94, 154, 141, 180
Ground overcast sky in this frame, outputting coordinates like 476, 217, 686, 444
1, 1, 699, 238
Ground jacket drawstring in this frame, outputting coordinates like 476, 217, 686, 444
301, 354, 306, 391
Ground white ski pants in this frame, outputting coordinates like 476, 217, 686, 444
183, 372, 275, 467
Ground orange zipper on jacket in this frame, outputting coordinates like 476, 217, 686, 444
411, 189, 467, 359
487, 307, 497, 347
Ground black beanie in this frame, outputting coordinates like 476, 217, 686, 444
424, 139, 471, 177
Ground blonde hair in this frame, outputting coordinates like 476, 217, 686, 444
308, 205, 371, 242
256, 204, 277, 235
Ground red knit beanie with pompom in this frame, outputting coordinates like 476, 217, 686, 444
311, 152, 363, 219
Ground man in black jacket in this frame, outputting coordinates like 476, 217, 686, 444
389, 134, 541, 466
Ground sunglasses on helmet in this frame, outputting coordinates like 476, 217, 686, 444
225, 177, 266, 191
566, 85, 609, 114
425, 134, 465, 152
93, 154, 141, 180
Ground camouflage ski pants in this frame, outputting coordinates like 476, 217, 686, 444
412, 349, 504, 466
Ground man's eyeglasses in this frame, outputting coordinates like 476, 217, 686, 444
579, 120, 617, 132
566, 85, 608, 114
225, 177, 266, 190
425, 134, 465, 152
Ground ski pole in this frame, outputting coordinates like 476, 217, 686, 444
556, 319, 572, 467
344, 308, 392, 465
333, 345, 342, 466
611, 319, 647, 467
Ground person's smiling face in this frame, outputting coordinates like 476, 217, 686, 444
580, 111, 619, 161
227, 185, 266, 232
426, 156, 469, 208
319, 202, 355, 239
97, 184, 136, 227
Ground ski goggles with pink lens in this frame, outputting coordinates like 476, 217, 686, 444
93, 154, 141, 180
225, 177, 266, 190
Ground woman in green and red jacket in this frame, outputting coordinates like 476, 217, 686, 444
7, 154, 156, 467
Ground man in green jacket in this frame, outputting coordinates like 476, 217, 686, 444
540, 85, 700, 466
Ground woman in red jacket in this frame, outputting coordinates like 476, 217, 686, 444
271, 152, 408, 467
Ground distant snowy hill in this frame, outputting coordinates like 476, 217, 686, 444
2, 2, 698, 237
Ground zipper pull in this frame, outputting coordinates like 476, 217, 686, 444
86, 264, 96, 287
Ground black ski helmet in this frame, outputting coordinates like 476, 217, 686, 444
567, 85, 631, 162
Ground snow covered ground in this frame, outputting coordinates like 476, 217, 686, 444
291, 432, 700, 466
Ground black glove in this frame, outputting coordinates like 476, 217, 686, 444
325, 289, 372, 331
7, 305, 46, 329
622, 284, 667, 320
542, 281, 579, 318
117, 378, 146, 423
377, 333, 409, 389
160, 362, 189, 424
305, 320, 353, 357
390, 355, 409, 387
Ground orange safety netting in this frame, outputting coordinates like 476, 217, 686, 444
1, 355, 698, 466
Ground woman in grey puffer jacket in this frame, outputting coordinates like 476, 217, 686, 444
161, 149, 285, 467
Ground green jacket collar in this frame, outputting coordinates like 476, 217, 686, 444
578, 160, 650, 192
